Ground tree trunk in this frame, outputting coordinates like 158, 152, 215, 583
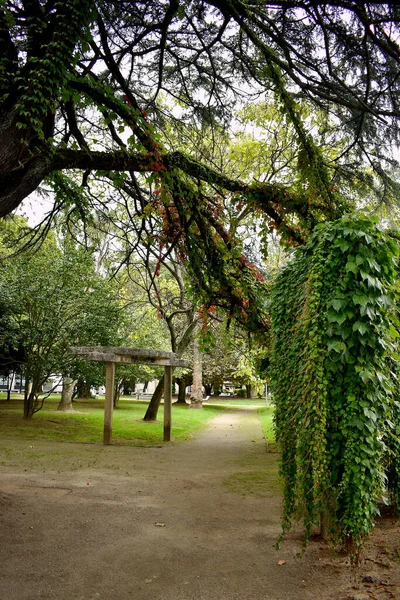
6, 372, 14, 401
24, 390, 35, 419
57, 377, 75, 412
212, 379, 222, 395
175, 378, 188, 404
24, 379, 32, 403
320, 510, 331, 540
24, 379, 39, 419
123, 378, 135, 395
114, 379, 123, 408
190, 331, 203, 409
246, 384, 253, 399
143, 376, 164, 421
204, 383, 212, 396
76, 379, 92, 398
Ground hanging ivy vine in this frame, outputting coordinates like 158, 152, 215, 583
270, 213, 399, 558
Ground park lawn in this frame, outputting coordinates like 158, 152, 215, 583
206, 397, 266, 407
0, 396, 226, 447
257, 405, 276, 445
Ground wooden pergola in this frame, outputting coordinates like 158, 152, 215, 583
70, 347, 188, 445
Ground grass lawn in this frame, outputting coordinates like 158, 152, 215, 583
257, 404, 276, 445
0, 395, 226, 447
206, 397, 266, 407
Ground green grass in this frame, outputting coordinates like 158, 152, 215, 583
257, 404, 276, 445
0, 396, 226, 447
220, 404, 279, 498
206, 397, 266, 407
223, 459, 282, 497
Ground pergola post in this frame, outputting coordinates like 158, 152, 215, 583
163, 366, 172, 442
104, 361, 115, 445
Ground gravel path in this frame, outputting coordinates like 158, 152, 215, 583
0, 407, 399, 600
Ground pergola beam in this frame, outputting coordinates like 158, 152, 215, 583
71, 351, 187, 367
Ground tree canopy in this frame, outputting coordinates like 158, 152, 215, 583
0, 220, 122, 417
2, 1, 400, 327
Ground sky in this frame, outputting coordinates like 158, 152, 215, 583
17, 190, 54, 227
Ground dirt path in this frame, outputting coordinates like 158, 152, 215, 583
0, 407, 399, 600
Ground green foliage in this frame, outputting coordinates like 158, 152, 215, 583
270, 213, 400, 554
0, 225, 121, 417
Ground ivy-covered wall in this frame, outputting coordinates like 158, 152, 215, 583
270, 214, 399, 557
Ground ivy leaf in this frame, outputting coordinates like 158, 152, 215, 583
345, 261, 358, 274
352, 321, 369, 335
327, 339, 347, 353
352, 293, 368, 307
327, 309, 347, 324
336, 239, 351, 252
328, 297, 346, 311
366, 257, 381, 272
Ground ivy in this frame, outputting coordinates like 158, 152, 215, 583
270, 213, 399, 558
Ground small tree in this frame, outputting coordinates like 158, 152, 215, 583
0, 231, 121, 418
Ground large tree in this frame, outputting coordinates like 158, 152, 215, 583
2, 0, 400, 553
2, 2, 400, 320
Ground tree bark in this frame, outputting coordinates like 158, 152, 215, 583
175, 377, 188, 404
24, 389, 35, 419
246, 384, 253, 399
114, 379, 124, 408
320, 510, 331, 540
76, 379, 92, 398
143, 376, 164, 421
6, 372, 14, 401
212, 379, 222, 395
204, 383, 212, 396
57, 377, 76, 412
190, 330, 203, 409
23, 377, 33, 418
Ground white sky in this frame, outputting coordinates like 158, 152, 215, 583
17, 191, 55, 226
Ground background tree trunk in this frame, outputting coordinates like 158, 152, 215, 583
57, 377, 75, 412
114, 379, 124, 408
190, 331, 203, 409
6, 372, 13, 401
246, 384, 253, 399
204, 383, 212, 396
143, 376, 164, 421
76, 379, 92, 399
212, 379, 222, 395
175, 377, 188, 404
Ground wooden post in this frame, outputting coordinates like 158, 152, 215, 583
104, 361, 115, 445
163, 366, 172, 442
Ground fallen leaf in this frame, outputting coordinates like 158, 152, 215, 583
278, 560, 286, 566
155, 522, 165, 527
